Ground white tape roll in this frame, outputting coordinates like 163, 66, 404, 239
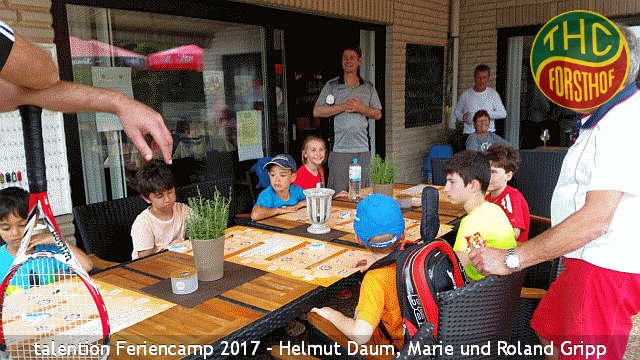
170, 270, 198, 295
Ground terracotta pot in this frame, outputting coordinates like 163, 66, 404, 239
191, 237, 225, 281
372, 183, 394, 198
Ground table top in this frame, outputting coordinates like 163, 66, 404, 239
258, 183, 465, 245
90, 225, 371, 359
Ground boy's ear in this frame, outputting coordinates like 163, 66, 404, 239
290, 172, 297, 182
505, 171, 514, 182
467, 178, 481, 193
140, 194, 151, 204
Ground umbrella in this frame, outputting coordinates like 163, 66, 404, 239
70, 36, 147, 69
147, 44, 203, 71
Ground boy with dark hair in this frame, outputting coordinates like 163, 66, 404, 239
311, 194, 406, 350
444, 151, 515, 281
131, 160, 190, 259
0, 187, 93, 289
484, 144, 530, 242
250, 154, 306, 221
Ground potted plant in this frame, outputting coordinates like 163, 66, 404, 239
186, 189, 230, 281
369, 154, 397, 198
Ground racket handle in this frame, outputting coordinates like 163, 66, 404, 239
19, 105, 47, 193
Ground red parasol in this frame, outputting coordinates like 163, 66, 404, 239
69, 36, 146, 68
147, 44, 203, 71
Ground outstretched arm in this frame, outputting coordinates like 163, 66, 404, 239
0, 79, 173, 164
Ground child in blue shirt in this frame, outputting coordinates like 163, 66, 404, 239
0, 187, 93, 291
251, 154, 306, 221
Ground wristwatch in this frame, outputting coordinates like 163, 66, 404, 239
504, 248, 520, 271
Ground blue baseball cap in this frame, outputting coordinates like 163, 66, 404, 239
353, 194, 405, 248
264, 154, 297, 172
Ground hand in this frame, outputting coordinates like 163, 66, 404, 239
310, 307, 335, 320
352, 253, 378, 272
116, 98, 173, 164
279, 206, 297, 214
333, 190, 348, 199
345, 98, 365, 113
463, 112, 471, 124
27, 233, 56, 251
469, 247, 511, 276
293, 202, 306, 210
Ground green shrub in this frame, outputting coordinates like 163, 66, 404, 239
368, 154, 397, 185
186, 189, 230, 240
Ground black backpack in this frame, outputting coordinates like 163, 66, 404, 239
369, 186, 467, 343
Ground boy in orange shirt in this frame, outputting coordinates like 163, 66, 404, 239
311, 194, 405, 350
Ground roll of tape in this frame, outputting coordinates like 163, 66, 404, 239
170, 270, 198, 295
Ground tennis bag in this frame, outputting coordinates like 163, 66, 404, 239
368, 186, 467, 342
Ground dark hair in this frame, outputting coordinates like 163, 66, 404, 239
445, 150, 490, 192
342, 46, 362, 58
472, 109, 490, 124
474, 64, 491, 76
0, 187, 28, 220
484, 143, 520, 174
136, 160, 175, 197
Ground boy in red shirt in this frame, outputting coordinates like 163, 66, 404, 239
484, 144, 530, 242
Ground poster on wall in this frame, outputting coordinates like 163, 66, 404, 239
91, 67, 133, 132
236, 110, 263, 161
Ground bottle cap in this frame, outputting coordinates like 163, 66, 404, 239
352, 158, 358, 163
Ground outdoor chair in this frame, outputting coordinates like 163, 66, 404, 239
73, 196, 147, 263
302, 271, 525, 360
422, 144, 452, 184
512, 149, 566, 217
430, 157, 449, 186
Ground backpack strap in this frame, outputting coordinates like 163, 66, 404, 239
420, 186, 440, 243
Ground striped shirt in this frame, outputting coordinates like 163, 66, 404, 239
0, 20, 15, 71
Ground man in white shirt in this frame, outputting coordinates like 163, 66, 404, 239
469, 25, 640, 360
451, 64, 507, 136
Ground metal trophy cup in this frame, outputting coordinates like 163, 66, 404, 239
304, 187, 335, 234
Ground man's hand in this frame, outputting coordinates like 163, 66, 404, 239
469, 246, 511, 276
345, 98, 365, 113
117, 98, 173, 164
463, 112, 472, 124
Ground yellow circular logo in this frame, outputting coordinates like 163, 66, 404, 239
531, 10, 629, 111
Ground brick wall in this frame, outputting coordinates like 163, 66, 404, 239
457, 0, 640, 96
1, 0, 53, 43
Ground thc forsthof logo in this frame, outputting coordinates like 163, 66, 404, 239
531, 10, 629, 111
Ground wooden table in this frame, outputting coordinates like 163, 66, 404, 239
258, 183, 465, 245
91, 226, 367, 359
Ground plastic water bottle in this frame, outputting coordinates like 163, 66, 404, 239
348, 158, 362, 202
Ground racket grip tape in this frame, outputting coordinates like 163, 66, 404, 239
19, 105, 47, 193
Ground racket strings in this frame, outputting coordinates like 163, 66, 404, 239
2, 257, 108, 359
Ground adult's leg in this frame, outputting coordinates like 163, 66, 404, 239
328, 152, 352, 193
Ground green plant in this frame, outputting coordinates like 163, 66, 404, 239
186, 189, 230, 240
368, 154, 397, 185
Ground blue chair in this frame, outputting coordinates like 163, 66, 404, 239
422, 145, 453, 183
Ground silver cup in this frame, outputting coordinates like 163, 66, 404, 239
303, 187, 335, 234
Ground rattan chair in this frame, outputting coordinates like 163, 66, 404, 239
73, 196, 147, 263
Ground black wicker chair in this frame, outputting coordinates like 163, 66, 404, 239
398, 271, 525, 359
512, 149, 566, 217
431, 158, 448, 186
72, 196, 147, 263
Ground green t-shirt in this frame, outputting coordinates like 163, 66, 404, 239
453, 202, 516, 281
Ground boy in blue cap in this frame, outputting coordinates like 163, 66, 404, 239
311, 194, 406, 350
251, 154, 306, 221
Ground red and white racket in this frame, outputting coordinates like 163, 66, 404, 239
0, 106, 110, 359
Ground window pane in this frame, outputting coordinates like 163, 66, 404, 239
66, 5, 267, 201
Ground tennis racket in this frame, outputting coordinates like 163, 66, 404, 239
0, 106, 110, 359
